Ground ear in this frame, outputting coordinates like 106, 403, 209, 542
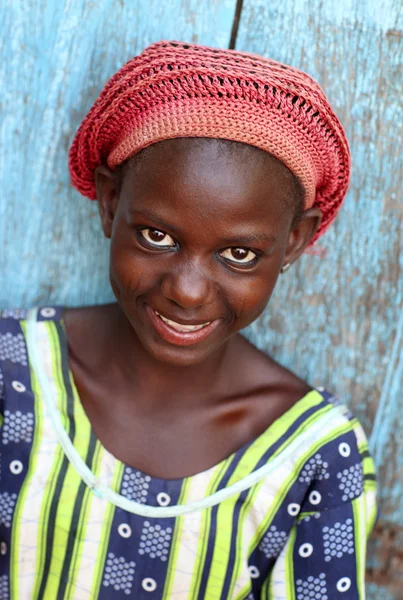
94, 165, 119, 239
284, 207, 323, 265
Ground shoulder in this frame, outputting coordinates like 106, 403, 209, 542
0, 306, 64, 407
232, 333, 312, 403
0, 308, 31, 371
0, 309, 35, 424
0, 306, 65, 344
63, 303, 118, 343
292, 389, 376, 512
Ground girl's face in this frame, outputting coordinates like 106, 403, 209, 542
96, 138, 320, 366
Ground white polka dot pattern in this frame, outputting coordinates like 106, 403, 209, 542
10, 460, 23, 475
0, 575, 9, 598
298, 512, 320, 525
0, 369, 4, 400
248, 565, 260, 578
138, 521, 172, 561
118, 523, 132, 538
298, 543, 313, 557
338, 442, 351, 457
287, 503, 300, 516
323, 519, 354, 561
1, 309, 28, 320
258, 525, 288, 558
337, 576, 352, 592
157, 492, 171, 506
296, 573, 328, 600
142, 577, 157, 592
309, 490, 322, 505
337, 463, 364, 501
0, 333, 28, 365
121, 468, 151, 503
299, 454, 329, 483
40, 307, 56, 318
102, 552, 135, 595
2, 410, 34, 444
11, 380, 26, 392
0, 492, 17, 527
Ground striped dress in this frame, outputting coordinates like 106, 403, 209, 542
0, 307, 377, 600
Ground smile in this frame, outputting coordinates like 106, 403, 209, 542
154, 311, 211, 332
146, 305, 220, 347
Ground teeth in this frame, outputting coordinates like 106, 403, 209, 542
155, 311, 210, 333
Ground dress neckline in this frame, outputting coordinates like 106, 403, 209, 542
26, 306, 346, 517
57, 309, 320, 483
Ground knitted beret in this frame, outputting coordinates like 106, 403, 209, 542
69, 40, 351, 242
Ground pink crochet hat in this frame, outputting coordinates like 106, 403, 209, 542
69, 40, 351, 243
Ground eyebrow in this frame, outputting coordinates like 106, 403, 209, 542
221, 232, 277, 246
130, 209, 277, 246
129, 209, 181, 234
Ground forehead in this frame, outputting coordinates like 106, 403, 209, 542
119, 138, 296, 225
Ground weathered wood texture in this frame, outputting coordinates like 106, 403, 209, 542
237, 1, 403, 596
0, 0, 402, 597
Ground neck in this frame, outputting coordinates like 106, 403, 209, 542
92, 304, 234, 414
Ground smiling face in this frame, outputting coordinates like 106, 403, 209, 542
95, 138, 321, 366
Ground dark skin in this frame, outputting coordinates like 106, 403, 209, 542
64, 138, 322, 479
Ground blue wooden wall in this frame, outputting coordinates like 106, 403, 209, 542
0, 1, 402, 596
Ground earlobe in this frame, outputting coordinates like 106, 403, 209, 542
284, 207, 323, 265
94, 165, 119, 239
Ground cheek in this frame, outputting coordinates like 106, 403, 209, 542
229, 271, 279, 325
109, 235, 154, 298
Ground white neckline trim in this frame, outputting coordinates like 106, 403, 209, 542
27, 309, 348, 517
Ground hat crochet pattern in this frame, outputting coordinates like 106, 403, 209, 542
69, 40, 351, 243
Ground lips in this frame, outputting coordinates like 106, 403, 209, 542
154, 310, 211, 333
146, 305, 220, 346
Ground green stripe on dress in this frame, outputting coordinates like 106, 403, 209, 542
33, 321, 74, 600
53, 323, 102, 598
188, 458, 236, 598
63, 440, 104, 598
39, 321, 94, 599
285, 526, 297, 600
57, 437, 101, 599
352, 494, 366, 600
161, 477, 191, 599
91, 461, 125, 598
268, 401, 334, 464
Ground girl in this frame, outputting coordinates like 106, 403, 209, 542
0, 41, 377, 599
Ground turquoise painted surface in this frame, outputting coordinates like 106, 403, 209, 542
237, 1, 403, 594
0, 0, 402, 596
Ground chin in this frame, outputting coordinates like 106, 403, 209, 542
137, 330, 223, 367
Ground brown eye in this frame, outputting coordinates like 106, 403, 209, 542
139, 228, 176, 248
220, 247, 258, 266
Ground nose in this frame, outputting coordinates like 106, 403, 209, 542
160, 259, 217, 309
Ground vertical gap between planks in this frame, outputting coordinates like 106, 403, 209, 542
229, 0, 244, 49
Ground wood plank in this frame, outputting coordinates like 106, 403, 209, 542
236, 1, 403, 597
